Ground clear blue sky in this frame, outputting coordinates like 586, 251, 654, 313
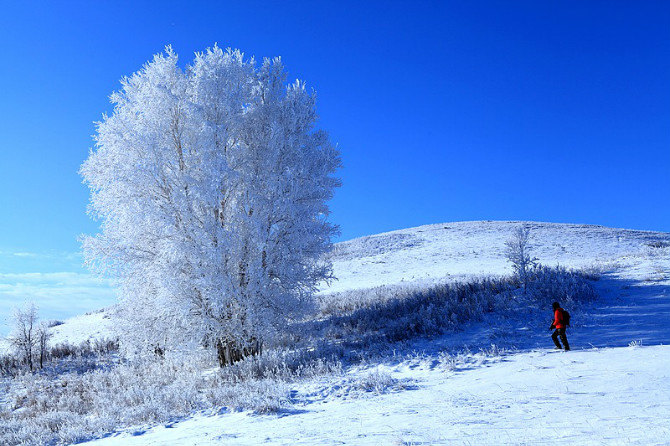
0, 1, 668, 253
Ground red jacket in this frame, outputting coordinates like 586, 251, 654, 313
553, 308, 566, 329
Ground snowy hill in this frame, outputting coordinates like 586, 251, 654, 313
327, 220, 667, 292
3, 221, 669, 445
19, 220, 666, 348
83, 221, 670, 445
0, 308, 116, 353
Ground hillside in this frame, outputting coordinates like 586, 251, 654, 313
2, 221, 669, 445
329, 220, 669, 287
8, 220, 667, 348
84, 220, 670, 445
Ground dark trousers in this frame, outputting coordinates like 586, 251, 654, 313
552, 328, 570, 350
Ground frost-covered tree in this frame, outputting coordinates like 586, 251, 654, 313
504, 225, 538, 291
10, 303, 39, 371
36, 321, 52, 369
81, 45, 341, 365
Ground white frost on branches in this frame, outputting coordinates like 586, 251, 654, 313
504, 225, 538, 290
80, 45, 341, 358
9, 303, 49, 371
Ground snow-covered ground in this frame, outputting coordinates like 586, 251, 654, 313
87, 241, 670, 445
4, 221, 670, 445
89, 345, 670, 445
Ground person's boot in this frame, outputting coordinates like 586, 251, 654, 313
552, 333, 562, 349
560, 333, 570, 351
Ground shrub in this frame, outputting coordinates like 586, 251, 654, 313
0, 345, 343, 445
646, 240, 670, 249
0, 339, 119, 378
322, 277, 516, 345
524, 265, 598, 309
354, 369, 397, 394
317, 265, 597, 351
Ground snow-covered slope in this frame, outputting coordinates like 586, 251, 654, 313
83, 221, 670, 445
327, 220, 667, 293
90, 345, 670, 445
4, 220, 670, 445
0, 308, 115, 353
7, 220, 667, 349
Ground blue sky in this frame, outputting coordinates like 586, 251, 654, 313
0, 1, 668, 329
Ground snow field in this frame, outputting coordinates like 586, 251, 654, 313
2, 221, 669, 445
90, 345, 670, 446
83, 222, 668, 445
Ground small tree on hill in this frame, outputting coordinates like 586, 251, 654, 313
36, 321, 52, 369
10, 303, 39, 371
505, 226, 538, 292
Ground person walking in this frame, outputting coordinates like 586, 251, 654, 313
550, 301, 570, 351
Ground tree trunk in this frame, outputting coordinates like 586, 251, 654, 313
216, 338, 262, 367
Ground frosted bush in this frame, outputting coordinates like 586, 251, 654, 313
438, 351, 467, 371
317, 266, 597, 355
0, 345, 346, 445
438, 345, 511, 373
206, 378, 291, 414
479, 344, 506, 357
1, 338, 119, 379
354, 369, 397, 394
579, 263, 607, 281
323, 278, 517, 344
524, 265, 598, 308
505, 225, 538, 290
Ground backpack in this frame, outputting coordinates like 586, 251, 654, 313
561, 309, 571, 327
